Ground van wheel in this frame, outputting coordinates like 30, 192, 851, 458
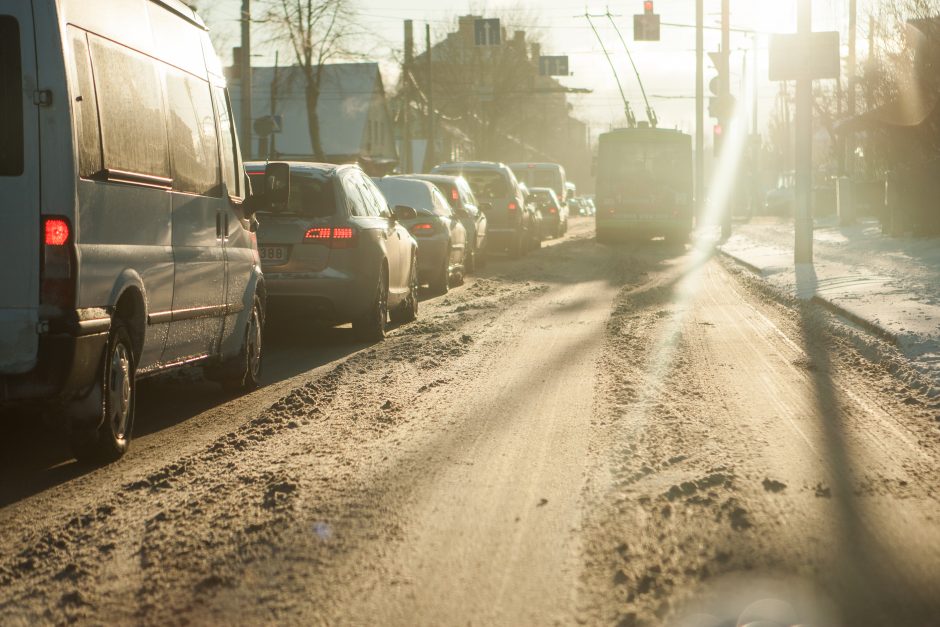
217, 295, 264, 392
429, 250, 450, 295
354, 269, 388, 341
70, 320, 136, 464
390, 255, 418, 324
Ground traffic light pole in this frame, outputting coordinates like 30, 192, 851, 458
695, 0, 704, 222
720, 0, 731, 239
795, 0, 813, 263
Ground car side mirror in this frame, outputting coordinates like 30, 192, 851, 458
264, 162, 291, 205
479, 202, 493, 213
393, 205, 417, 221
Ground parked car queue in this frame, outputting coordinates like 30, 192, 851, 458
0, 0, 576, 468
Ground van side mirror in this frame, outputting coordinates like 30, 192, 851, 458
264, 162, 291, 205
393, 205, 417, 221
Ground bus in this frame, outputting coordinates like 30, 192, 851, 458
594, 127, 693, 243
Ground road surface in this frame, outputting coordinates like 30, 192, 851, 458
1, 218, 938, 626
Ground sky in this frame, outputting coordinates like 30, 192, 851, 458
197, 1, 865, 141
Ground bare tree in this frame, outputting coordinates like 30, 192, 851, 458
259, 0, 356, 161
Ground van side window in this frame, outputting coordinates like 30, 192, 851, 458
89, 36, 169, 179
0, 16, 24, 176
67, 28, 103, 178
213, 87, 241, 198
166, 71, 221, 196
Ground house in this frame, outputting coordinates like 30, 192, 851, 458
230, 62, 399, 175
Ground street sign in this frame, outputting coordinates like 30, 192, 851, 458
634, 13, 660, 41
769, 31, 840, 81
539, 56, 569, 77
474, 18, 501, 46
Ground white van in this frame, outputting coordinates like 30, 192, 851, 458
0, 0, 268, 462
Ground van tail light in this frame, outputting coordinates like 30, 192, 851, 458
451, 188, 459, 201
508, 202, 518, 212
41, 216, 76, 309
304, 226, 358, 249
410, 222, 436, 237
549, 206, 558, 214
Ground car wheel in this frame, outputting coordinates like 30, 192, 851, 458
465, 245, 475, 273
70, 319, 136, 464
354, 268, 389, 341
596, 228, 611, 245
390, 254, 418, 324
429, 249, 450, 295
532, 227, 543, 250
217, 294, 264, 392
508, 231, 522, 258
476, 243, 487, 269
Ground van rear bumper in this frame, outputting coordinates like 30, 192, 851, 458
0, 325, 108, 405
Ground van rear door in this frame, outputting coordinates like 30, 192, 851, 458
0, 4, 40, 374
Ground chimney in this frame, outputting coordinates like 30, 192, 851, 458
531, 42, 541, 62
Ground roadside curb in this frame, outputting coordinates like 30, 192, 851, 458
717, 248, 900, 347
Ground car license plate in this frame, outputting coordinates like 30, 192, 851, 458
259, 246, 288, 263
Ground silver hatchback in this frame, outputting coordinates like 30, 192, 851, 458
247, 162, 420, 340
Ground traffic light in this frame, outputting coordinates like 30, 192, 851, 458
713, 123, 724, 156
634, 2, 660, 41
707, 50, 735, 120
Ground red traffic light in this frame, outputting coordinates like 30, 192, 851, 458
644, 1, 654, 14
713, 123, 723, 137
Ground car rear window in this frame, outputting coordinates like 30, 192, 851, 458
0, 16, 24, 176
460, 171, 509, 200
285, 171, 336, 217
374, 179, 433, 213
249, 170, 337, 217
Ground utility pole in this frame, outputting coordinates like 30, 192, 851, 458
240, 0, 252, 158
846, 0, 857, 176
424, 24, 435, 172
720, 0, 731, 239
794, 0, 813, 263
695, 0, 704, 221
403, 20, 414, 173
269, 50, 279, 160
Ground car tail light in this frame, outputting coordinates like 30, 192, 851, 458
41, 216, 76, 309
330, 226, 358, 249
549, 206, 558, 214
304, 226, 358, 249
410, 222, 435, 237
508, 202, 518, 212
304, 227, 331, 241
451, 188, 459, 201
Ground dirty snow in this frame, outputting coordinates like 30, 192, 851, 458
718, 217, 940, 381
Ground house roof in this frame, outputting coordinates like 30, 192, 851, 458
230, 62, 388, 159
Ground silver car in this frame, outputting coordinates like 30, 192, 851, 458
373, 177, 468, 295
247, 162, 420, 340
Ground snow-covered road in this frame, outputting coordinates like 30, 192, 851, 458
1, 219, 938, 626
